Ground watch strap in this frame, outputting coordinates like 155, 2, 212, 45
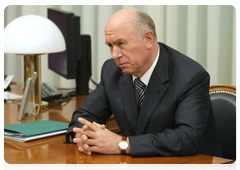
121, 136, 127, 154
122, 136, 127, 141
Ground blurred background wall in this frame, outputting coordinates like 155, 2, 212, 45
4, 5, 236, 90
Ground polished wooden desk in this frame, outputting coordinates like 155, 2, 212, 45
4, 84, 234, 164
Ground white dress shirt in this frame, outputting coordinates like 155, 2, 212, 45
132, 48, 160, 102
132, 48, 160, 87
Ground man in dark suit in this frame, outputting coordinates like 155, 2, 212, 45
66, 8, 223, 157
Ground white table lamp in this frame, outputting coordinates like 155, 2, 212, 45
4, 15, 66, 109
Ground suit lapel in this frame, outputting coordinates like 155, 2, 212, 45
118, 73, 138, 133
137, 43, 170, 134
136, 75, 167, 134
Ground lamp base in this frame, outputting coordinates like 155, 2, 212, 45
39, 101, 49, 113
23, 54, 49, 114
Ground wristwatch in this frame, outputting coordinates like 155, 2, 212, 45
118, 136, 129, 154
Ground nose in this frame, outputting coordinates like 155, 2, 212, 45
112, 46, 122, 60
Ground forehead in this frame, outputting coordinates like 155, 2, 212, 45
105, 20, 136, 43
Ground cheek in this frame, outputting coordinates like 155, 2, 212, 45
129, 48, 147, 65
122, 42, 147, 65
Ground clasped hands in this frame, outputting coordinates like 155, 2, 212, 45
73, 117, 123, 155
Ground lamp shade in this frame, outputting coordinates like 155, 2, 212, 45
4, 15, 66, 54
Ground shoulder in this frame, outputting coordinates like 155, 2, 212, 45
100, 59, 123, 83
159, 42, 207, 74
102, 58, 118, 70
101, 59, 121, 74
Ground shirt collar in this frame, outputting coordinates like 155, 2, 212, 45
133, 47, 160, 86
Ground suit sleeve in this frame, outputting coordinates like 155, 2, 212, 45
129, 70, 211, 157
65, 61, 112, 142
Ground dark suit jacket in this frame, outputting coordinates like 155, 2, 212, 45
66, 42, 223, 158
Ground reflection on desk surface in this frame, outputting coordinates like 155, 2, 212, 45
4, 135, 234, 164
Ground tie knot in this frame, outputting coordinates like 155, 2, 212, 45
134, 77, 145, 90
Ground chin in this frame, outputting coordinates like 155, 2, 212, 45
121, 69, 133, 75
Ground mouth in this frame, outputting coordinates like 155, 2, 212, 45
119, 63, 128, 67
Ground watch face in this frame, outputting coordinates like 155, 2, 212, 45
119, 141, 128, 149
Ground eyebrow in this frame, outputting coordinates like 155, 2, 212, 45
105, 41, 111, 46
105, 39, 125, 46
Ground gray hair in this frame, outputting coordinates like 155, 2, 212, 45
131, 10, 157, 41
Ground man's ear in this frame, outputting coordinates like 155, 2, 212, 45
144, 30, 155, 50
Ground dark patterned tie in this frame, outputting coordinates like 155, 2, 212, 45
134, 77, 146, 109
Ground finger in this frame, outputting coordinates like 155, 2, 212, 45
73, 133, 88, 143
85, 146, 98, 154
84, 138, 96, 146
73, 127, 82, 133
86, 151, 92, 156
73, 137, 86, 148
81, 129, 96, 139
82, 124, 89, 131
78, 145, 92, 156
78, 145, 90, 154
83, 143, 90, 151
74, 137, 88, 151
93, 122, 106, 130
85, 150, 92, 156
73, 137, 81, 144
81, 134, 88, 142
78, 118, 98, 131
75, 132, 81, 138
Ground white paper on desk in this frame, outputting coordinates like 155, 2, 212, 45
4, 92, 23, 100
4, 130, 67, 142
